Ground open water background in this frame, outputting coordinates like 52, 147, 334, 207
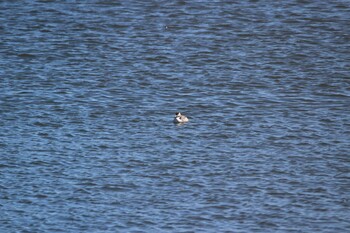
1, 0, 350, 232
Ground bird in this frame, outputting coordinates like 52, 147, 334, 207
173, 112, 189, 123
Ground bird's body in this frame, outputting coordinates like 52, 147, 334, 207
174, 112, 189, 123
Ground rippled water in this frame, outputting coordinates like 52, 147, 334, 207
1, 1, 349, 232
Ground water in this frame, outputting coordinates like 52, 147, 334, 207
1, 1, 349, 232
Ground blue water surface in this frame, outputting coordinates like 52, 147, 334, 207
1, 1, 349, 232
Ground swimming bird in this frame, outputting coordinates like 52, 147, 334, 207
174, 112, 189, 123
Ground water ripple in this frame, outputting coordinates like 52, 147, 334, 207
1, 0, 350, 232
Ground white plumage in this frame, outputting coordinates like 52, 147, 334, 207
173, 112, 189, 123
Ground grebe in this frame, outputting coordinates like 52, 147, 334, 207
173, 112, 189, 123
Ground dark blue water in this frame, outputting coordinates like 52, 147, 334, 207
1, 1, 349, 232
